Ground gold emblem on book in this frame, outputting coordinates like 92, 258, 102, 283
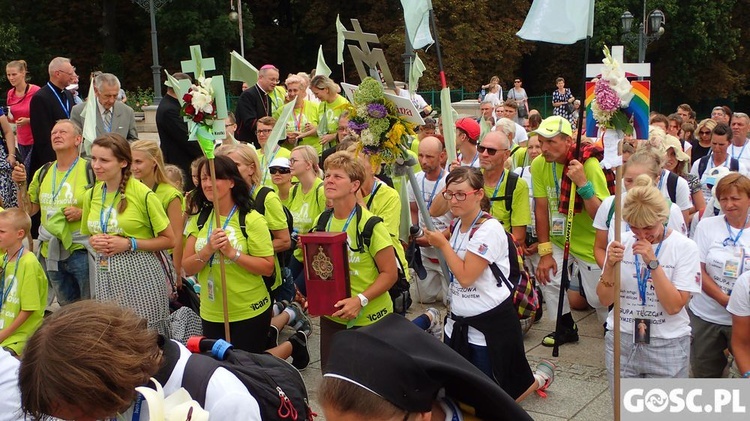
312, 246, 334, 280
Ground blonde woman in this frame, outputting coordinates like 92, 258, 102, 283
310, 75, 350, 153
276, 74, 319, 150
131, 140, 184, 284
6, 60, 40, 171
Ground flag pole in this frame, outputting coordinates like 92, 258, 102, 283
613, 137, 623, 421
427, 6, 447, 90
552, 35, 590, 358
207, 156, 232, 343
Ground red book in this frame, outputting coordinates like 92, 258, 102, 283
299, 232, 350, 316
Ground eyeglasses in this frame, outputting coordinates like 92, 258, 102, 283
442, 189, 480, 201
289, 158, 299, 165
269, 167, 291, 175
514, 80, 521, 83
256, 129, 273, 135
337, 126, 349, 132
477, 145, 508, 156
699, 131, 712, 136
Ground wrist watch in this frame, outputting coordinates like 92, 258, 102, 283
357, 293, 369, 307
647, 259, 659, 270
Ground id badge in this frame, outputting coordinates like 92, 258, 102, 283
98, 254, 109, 271
723, 259, 740, 278
551, 216, 565, 236
207, 275, 215, 301
634, 318, 651, 344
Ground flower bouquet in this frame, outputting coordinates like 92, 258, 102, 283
181, 76, 218, 158
591, 46, 635, 169
347, 77, 415, 170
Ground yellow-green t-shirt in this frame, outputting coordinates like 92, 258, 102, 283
0, 252, 48, 355
363, 181, 410, 280
185, 208, 274, 322
269, 86, 287, 115
81, 177, 170, 239
252, 186, 288, 290
288, 178, 327, 261
258, 146, 292, 189
152, 182, 184, 212
483, 169, 532, 232
530, 155, 609, 262
28, 158, 91, 257
274, 101, 320, 152
318, 95, 350, 141
314, 206, 394, 326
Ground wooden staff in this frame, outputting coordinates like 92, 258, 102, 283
14, 172, 33, 253
613, 137, 624, 421
207, 157, 231, 343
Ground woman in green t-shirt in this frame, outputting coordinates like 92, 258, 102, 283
81, 134, 176, 336
287, 145, 327, 296
183, 156, 275, 353
310, 75, 350, 153
131, 140, 184, 288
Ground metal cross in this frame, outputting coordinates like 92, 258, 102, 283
343, 19, 396, 89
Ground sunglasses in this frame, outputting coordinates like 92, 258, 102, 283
269, 167, 291, 175
477, 145, 507, 156
699, 131, 712, 136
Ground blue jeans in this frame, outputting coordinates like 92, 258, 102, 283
289, 257, 306, 296
45, 249, 90, 305
444, 334, 494, 379
272, 266, 296, 303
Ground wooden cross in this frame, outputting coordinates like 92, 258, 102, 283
179, 45, 227, 140
343, 19, 396, 89
586, 46, 650, 79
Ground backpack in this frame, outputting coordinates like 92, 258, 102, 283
488, 170, 519, 226
36, 159, 96, 189
254, 186, 295, 266
450, 212, 539, 320
314, 205, 412, 315
697, 155, 739, 179
182, 342, 313, 421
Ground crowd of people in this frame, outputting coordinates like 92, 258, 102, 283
0, 56, 749, 420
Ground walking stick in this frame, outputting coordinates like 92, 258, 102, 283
613, 137, 623, 421
15, 174, 33, 253
206, 156, 231, 343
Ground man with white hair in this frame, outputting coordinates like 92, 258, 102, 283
71, 72, 138, 142
29, 57, 77, 176
235, 64, 280, 148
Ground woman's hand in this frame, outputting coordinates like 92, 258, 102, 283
606, 241, 625, 268
208, 228, 229, 255
7, 154, 16, 166
632, 238, 657, 263
332, 296, 362, 320
15, 117, 28, 126
90, 234, 131, 256
11, 164, 26, 183
320, 133, 336, 145
63, 206, 82, 222
423, 228, 448, 249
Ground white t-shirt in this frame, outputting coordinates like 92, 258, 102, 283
593, 194, 687, 242
729, 141, 750, 170
513, 122, 528, 146
690, 155, 750, 202
657, 170, 692, 211
605, 230, 701, 338
444, 151, 481, 172
728, 271, 750, 317
122, 340, 262, 421
444, 218, 511, 345
408, 171, 453, 259
484, 92, 502, 107
514, 166, 536, 237
691, 215, 750, 325
0, 350, 22, 421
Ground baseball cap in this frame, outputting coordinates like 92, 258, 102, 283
530, 115, 573, 138
268, 157, 290, 169
663, 135, 689, 162
455, 117, 480, 142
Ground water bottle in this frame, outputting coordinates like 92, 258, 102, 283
480, 88, 486, 100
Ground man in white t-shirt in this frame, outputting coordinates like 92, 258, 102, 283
730, 112, 750, 169
0, 350, 23, 421
690, 123, 750, 203
409, 136, 452, 304
499, 99, 529, 146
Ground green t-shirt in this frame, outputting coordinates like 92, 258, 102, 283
288, 178, 327, 261
252, 186, 287, 290
258, 146, 292, 189
318, 95, 350, 139
364, 181, 410, 280
483, 169, 532, 231
0, 252, 48, 355
185, 209, 274, 322
269, 86, 287, 115
153, 182, 184, 212
511, 146, 528, 170
81, 177, 170, 239
29, 159, 91, 257
313, 207, 394, 326
274, 101, 320, 152
530, 155, 609, 262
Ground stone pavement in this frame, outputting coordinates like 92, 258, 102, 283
293, 302, 614, 420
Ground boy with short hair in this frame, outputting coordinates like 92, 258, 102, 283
0, 208, 48, 356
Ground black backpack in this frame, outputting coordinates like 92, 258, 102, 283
290, 182, 324, 208
697, 155, 739, 179
488, 170, 519, 226
182, 347, 313, 421
314, 205, 412, 315
254, 186, 295, 265
36, 159, 96, 189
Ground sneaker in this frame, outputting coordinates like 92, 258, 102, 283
535, 359, 556, 397
426, 307, 443, 340
273, 300, 290, 316
289, 302, 313, 337
289, 331, 310, 370
541, 324, 579, 347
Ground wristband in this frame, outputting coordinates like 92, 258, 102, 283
578, 181, 595, 200
743, 371, 750, 379
231, 249, 241, 262
538, 242, 553, 256
130, 237, 138, 251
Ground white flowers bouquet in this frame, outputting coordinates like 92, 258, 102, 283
181, 76, 217, 125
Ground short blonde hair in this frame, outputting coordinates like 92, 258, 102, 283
215, 143, 261, 187
493, 117, 516, 139
622, 174, 669, 228
714, 173, 750, 201
164, 164, 185, 192
0, 208, 31, 234
324, 151, 365, 185
310, 75, 341, 94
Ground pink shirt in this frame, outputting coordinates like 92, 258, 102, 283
7, 84, 41, 146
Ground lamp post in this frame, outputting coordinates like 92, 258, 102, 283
229, 0, 245, 57
132, 0, 173, 105
620, 2, 665, 64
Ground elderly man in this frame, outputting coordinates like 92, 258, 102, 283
730, 112, 750, 169
29, 57, 77, 176
235, 65, 280, 148
71, 73, 138, 145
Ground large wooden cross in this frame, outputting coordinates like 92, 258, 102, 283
343, 19, 396, 89
179, 45, 228, 140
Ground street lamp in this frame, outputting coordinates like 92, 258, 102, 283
229, 0, 245, 57
620, 2, 665, 64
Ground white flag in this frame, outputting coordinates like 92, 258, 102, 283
516, 0, 595, 45
401, 0, 434, 49
336, 14, 346, 65
316, 45, 332, 78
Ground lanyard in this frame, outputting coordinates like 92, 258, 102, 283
633, 226, 667, 306
449, 210, 484, 283
422, 170, 444, 208
490, 170, 507, 199
293, 107, 303, 131
732, 142, 747, 161
723, 215, 750, 246
51, 158, 79, 202
458, 151, 478, 167
326, 206, 357, 233
657, 169, 665, 191
552, 162, 561, 198
131, 394, 144, 421
207, 205, 238, 267
47, 82, 70, 118
0, 246, 24, 314
99, 185, 119, 234
370, 179, 381, 197
708, 151, 730, 170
